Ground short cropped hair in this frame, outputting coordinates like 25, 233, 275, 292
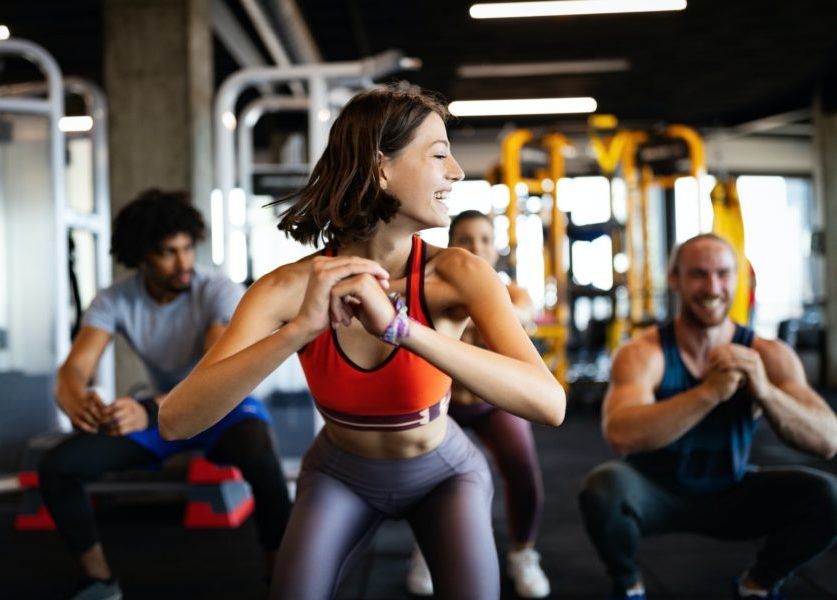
110, 189, 206, 268
278, 85, 449, 248
667, 233, 737, 277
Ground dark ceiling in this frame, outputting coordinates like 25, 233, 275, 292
2, 1, 837, 132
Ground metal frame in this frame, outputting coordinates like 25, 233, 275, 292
0, 59, 114, 401
236, 95, 310, 202
498, 128, 572, 386
212, 49, 412, 272
0, 39, 69, 369
64, 78, 115, 400
235, 95, 309, 283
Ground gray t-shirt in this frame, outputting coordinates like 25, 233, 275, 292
82, 269, 244, 394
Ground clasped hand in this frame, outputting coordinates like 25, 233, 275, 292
68, 389, 149, 435
295, 256, 397, 338
705, 343, 771, 403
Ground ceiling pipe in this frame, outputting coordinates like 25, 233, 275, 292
706, 108, 813, 143
269, 0, 322, 64
238, 0, 305, 96
213, 0, 275, 95
212, 0, 267, 68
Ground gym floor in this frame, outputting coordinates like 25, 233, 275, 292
3, 398, 836, 599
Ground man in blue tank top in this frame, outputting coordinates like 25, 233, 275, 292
38, 190, 292, 600
579, 234, 837, 600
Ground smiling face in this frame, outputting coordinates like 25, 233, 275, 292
669, 237, 737, 328
449, 215, 498, 267
378, 112, 464, 230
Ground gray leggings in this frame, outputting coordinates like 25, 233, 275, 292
270, 418, 499, 599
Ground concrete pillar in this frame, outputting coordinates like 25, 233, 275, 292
814, 95, 837, 388
103, 0, 214, 394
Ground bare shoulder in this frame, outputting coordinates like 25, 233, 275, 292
431, 245, 499, 288
751, 336, 793, 360
751, 335, 802, 380
612, 327, 664, 382
242, 251, 317, 324
423, 244, 507, 325
507, 281, 533, 305
254, 251, 315, 289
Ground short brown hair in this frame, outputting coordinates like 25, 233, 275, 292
278, 86, 449, 248
668, 233, 737, 276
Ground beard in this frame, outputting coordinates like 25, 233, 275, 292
164, 270, 193, 293
680, 296, 729, 328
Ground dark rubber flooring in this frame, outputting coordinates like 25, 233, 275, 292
2, 401, 835, 599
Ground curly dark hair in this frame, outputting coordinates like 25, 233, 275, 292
278, 85, 449, 248
111, 189, 206, 268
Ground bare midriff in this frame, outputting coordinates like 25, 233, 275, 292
323, 414, 449, 459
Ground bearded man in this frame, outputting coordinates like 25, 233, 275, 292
578, 234, 837, 600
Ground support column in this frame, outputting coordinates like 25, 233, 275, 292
814, 93, 837, 388
103, 0, 214, 394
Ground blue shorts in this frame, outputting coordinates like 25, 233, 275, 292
127, 396, 271, 461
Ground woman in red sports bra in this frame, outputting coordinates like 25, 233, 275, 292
160, 86, 566, 600
406, 210, 552, 599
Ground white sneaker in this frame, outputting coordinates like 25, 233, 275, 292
406, 547, 434, 596
507, 548, 550, 598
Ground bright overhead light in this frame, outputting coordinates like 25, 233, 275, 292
449, 97, 597, 117
470, 0, 687, 19
458, 59, 630, 78
221, 111, 237, 131
0, 25, 10, 40
58, 116, 94, 132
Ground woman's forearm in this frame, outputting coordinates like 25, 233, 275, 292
403, 323, 565, 426
159, 321, 311, 439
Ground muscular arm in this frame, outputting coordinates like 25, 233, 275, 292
404, 250, 563, 426
55, 326, 111, 432
603, 336, 739, 456
741, 339, 836, 458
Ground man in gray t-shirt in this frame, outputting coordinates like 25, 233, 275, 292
82, 267, 244, 395
38, 189, 292, 599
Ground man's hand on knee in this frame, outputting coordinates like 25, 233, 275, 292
102, 397, 149, 436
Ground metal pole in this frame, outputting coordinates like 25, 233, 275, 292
65, 77, 114, 400
0, 39, 68, 367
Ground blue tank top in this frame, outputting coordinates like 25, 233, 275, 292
627, 321, 757, 493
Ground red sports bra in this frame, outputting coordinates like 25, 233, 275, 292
298, 235, 452, 431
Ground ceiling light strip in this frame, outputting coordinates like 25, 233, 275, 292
470, 0, 687, 19
458, 59, 630, 78
59, 116, 94, 132
449, 97, 597, 117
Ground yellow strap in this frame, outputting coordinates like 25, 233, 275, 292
711, 179, 751, 325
